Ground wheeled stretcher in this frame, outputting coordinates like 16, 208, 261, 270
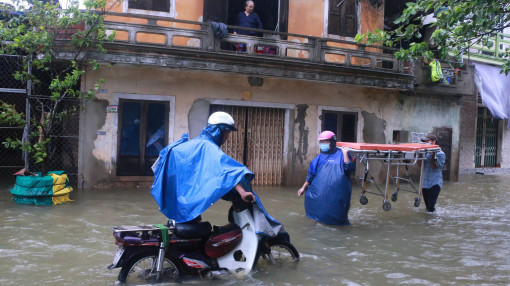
336, 142, 441, 211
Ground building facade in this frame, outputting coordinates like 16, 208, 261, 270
72, 0, 473, 188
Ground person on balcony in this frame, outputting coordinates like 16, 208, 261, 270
234, 0, 262, 36
297, 131, 356, 226
420, 133, 446, 212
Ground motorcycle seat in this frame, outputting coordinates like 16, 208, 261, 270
174, 221, 212, 239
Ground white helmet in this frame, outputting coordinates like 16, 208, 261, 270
208, 111, 237, 131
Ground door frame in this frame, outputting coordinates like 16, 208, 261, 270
207, 99, 294, 168
203, 0, 289, 33
318, 105, 361, 142
113, 93, 175, 177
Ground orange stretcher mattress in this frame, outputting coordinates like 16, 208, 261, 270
336, 142, 439, 152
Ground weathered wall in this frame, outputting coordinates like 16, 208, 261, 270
104, 0, 384, 44
459, 96, 478, 173
501, 128, 510, 169
288, 0, 324, 37
81, 64, 461, 188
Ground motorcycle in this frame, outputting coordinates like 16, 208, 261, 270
107, 197, 300, 284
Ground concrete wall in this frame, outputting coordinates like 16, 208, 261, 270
80, 64, 462, 188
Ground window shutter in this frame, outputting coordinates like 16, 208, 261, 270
328, 0, 358, 37
128, 0, 170, 12
344, 0, 357, 37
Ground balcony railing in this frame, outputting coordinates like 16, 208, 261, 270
103, 12, 406, 74
468, 32, 510, 65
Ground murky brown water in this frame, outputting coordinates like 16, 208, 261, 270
1, 174, 510, 285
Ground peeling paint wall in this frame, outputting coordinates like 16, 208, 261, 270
80, 65, 462, 187
288, 0, 324, 37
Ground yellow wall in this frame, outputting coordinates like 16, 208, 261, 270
105, 0, 384, 42
288, 0, 325, 37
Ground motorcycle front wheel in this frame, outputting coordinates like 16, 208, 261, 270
117, 254, 179, 284
255, 240, 300, 269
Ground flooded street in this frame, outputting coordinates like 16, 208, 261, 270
1, 173, 510, 285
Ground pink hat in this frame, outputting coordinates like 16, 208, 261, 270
318, 130, 336, 141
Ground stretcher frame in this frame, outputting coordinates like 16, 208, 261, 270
336, 142, 441, 211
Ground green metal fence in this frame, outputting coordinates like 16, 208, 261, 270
468, 32, 510, 65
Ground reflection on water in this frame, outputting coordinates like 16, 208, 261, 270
1, 174, 510, 285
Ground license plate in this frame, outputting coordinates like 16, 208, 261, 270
111, 247, 125, 267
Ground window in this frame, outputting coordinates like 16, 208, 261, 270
328, 0, 358, 37
321, 110, 358, 142
117, 100, 169, 176
124, 0, 174, 17
128, 0, 170, 12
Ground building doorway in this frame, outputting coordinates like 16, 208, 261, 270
475, 107, 500, 168
203, 0, 288, 34
433, 127, 452, 181
321, 110, 358, 142
117, 99, 169, 176
210, 104, 285, 185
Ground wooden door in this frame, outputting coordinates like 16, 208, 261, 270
433, 127, 452, 181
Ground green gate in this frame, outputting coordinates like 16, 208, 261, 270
475, 107, 499, 167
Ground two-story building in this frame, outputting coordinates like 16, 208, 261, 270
69, 0, 475, 188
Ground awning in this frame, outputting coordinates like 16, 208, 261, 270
474, 63, 510, 127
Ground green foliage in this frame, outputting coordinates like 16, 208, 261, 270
0, 0, 117, 173
0, 101, 26, 126
356, 0, 510, 74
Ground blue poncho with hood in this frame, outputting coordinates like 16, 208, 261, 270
150, 124, 255, 223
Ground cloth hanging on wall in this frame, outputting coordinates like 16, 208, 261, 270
474, 63, 510, 128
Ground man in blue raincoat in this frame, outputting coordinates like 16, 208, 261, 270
297, 131, 355, 226
151, 112, 255, 223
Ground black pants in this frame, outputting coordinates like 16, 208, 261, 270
422, 185, 441, 212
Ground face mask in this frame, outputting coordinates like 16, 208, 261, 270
425, 142, 431, 145
319, 143, 330, 152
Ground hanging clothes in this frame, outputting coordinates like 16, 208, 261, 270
305, 148, 355, 226
474, 63, 510, 127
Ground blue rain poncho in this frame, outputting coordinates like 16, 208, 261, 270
304, 147, 355, 226
151, 124, 255, 223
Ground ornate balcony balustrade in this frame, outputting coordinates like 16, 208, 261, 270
103, 12, 405, 74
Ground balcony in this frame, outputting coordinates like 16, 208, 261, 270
467, 32, 510, 66
74, 12, 415, 90
412, 59, 475, 97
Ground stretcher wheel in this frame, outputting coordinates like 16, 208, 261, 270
391, 193, 398, 202
382, 201, 391, 211
414, 197, 421, 207
360, 195, 368, 205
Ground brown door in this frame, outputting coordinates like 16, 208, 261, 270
210, 105, 284, 185
433, 127, 452, 181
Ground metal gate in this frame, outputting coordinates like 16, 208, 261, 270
210, 105, 285, 185
0, 54, 80, 185
475, 107, 499, 167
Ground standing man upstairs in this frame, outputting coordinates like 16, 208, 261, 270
151, 112, 255, 223
421, 133, 446, 212
234, 0, 263, 36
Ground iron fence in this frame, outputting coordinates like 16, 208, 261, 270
0, 54, 79, 187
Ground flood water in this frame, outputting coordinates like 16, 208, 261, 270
1, 173, 510, 286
